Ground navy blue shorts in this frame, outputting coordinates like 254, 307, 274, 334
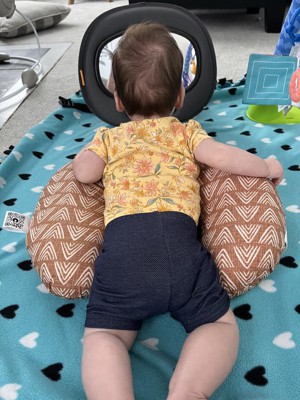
85, 212, 230, 333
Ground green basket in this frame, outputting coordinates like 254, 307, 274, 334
247, 104, 300, 124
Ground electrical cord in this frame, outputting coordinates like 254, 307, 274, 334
0, 6, 42, 102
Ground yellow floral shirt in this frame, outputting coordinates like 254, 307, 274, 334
88, 117, 211, 226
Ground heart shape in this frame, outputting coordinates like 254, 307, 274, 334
258, 279, 277, 293
226, 141, 236, 145
228, 88, 237, 95
3, 198, 17, 206
56, 303, 75, 318
54, 113, 64, 121
64, 130, 74, 135
19, 332, 39, 349
233, 304, 252, 320
18, 174, 31, 181
288, 165, 300, 171
25, 133, 34, 139
0, 305, 19, 319
280, 256, 298, 268
37, 283, 50, 294
44, 164, 55, 171
31, 186, 44, 193
66, 154, 76, 160
41, 363, 63, 381
45, 131, 55, 140
261, 138, 271, 144
240, 130, 251, 136
244, 366, 268, 386
279, 178, 287, 186
140, 338, 159, 351
281, 144, 292, 151
12, 151, 22, 161
73, 111, 81, 120
0, 177, 6, 188
32, 151, 44, 159
273, 332, 296, 349
0, 383, 22, 400
2, 242, 17, 253
55, 146, 65, 151
286, 205, 300, 213
17, 260, 33, 271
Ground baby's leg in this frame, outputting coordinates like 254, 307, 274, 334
167, 309, 239, 400
82, 328, 137, 400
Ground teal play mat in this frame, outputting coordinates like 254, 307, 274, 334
0, 82, 299, 399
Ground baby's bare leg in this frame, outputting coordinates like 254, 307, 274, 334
167, 309, 239, 400
82, 328, 137, 400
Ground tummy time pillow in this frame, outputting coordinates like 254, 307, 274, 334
26, 163, 104, 298
26, 162, 286, 299
198, 164, 286, 297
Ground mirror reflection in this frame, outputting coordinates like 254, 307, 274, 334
98, 33, 198, 93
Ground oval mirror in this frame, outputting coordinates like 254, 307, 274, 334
98, 33, 198, 95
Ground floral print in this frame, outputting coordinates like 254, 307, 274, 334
88, 117, 211, 226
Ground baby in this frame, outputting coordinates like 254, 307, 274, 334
73, 22, 283, 400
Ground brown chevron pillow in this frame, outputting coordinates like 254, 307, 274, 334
26, 163, 105, 298
198, 164, 286, 297
26, 162, 286, 299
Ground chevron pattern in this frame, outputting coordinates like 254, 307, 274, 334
26, 163, 105, 299
198, 165, 286, 298
27, 163, 286, 299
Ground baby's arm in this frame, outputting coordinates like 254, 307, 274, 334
73, 143, 106, 184
194, 139, 283, 185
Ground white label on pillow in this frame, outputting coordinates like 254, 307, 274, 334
2, 211, 31, 233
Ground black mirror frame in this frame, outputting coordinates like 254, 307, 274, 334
78, 2, 216, 125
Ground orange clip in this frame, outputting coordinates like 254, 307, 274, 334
79, 69, 85, 87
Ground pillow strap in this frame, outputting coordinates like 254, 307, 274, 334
58, 96, 92, 113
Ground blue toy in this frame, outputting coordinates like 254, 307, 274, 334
275, 0, 300, 56
245, 0, 300, 123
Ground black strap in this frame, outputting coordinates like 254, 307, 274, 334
58, 96, 92, 113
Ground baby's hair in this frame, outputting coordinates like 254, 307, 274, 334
112, 22, 183, 117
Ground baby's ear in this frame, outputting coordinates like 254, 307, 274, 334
175, 84, 185, 109
114, 91, 125, 112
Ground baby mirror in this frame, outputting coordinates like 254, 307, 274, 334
98, 34, 198, 95
78, 2, 216, 125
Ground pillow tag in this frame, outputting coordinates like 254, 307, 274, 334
2, 211, 31, 233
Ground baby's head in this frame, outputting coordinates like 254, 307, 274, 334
112, 22, 184, 119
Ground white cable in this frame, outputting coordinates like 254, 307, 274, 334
9, 55, 42, 74
0, 55, 43, 101
15, 8, 41, 67
1, 81, 29, 102
0, 6, 42, 103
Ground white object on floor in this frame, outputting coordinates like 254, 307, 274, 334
0, 42, 72, 129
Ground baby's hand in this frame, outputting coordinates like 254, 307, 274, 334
265, 158, 284, 186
